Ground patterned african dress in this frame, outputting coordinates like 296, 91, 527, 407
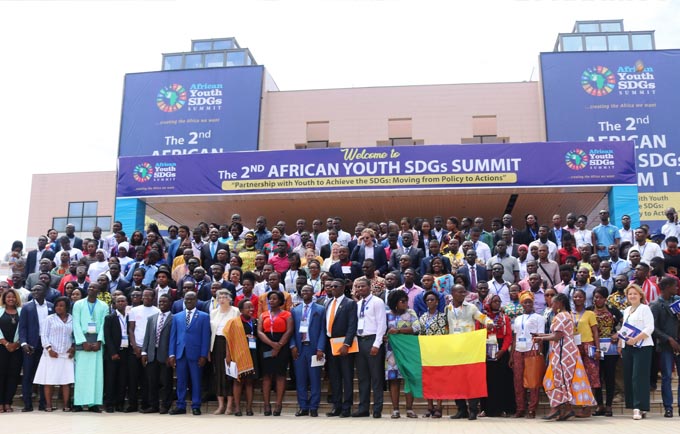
503, 300, 524, 321
385, 309, 420, 380
433, 274, 454, 296
543, 311, 596, 408
418, 311, 448, 336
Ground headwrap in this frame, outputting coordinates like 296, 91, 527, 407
519, 290, 535, 304
118, 242, 130, 252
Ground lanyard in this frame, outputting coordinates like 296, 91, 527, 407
521, 313, 534, 332
424, 312, 438, 330
639, 243, 647, 258
360, 295, 372, 318
288, 270, 297, 286
268, 310, 279, 335
87, 301, 96, 319
492, 281, 507, 295
572, 309, 585, 326
118, 314, 126, 334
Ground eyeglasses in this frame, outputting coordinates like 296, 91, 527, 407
545, 294, 555, 298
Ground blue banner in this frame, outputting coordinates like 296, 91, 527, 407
116, 141, 636, 198
118, 66, 264, 157
541, 50, 680, 229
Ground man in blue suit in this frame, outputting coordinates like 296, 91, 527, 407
19, 283, 53, 411
167, 291, 210, 415
290, 285, 327, 417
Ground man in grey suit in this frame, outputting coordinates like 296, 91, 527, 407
389, 232, 424, 272
25, 258, 60, 290
141, 294, 174, 414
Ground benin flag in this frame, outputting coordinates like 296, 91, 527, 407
389, 329, 487, 399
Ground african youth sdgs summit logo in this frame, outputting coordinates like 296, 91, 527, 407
133, 162, 176, 183
156, 82, 223, 112
580, 60, 655, 96
565, 148, 615, 171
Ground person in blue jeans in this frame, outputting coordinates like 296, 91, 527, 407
650, 276, 680, 418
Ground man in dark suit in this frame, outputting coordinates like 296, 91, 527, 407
458, 250, 488, 292
65, 223, 84, 251
319, 229, 338, 260
103, 295, 130, 413
350, 230, 388, 276
290, 285, 327, 417
200, 228, 229, 276
25, 258, 60, 290
419, 239, 453, 275
108, 263, 131, 297
389, 232, 424, 272
168, 291, 210, 415
24, 235, 55, 279
171, 282, 211, 314
209, 263, 237, 300
18, 283, 54, 411
330, 246, 362, 284
141, 294, 174, 414
192, 267, 213, 302
325, 278, 358, 418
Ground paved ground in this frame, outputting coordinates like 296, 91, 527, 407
0, 410, 672, 434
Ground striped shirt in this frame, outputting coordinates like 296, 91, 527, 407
41, 313, 74, 354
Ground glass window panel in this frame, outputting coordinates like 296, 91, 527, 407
213, 40, 234, 50
607, 35, 629, 51
52, 218, 68, 232
577, 23, 599, 33
600, 22, 622, 32
205, 53, 224, 68
185, 54, 203, 69
561, 36, 583, 52
68, 202, 83, 217
192, 41, 212, 51
163, 55, 183, 71
83, 201, 97, 216
68, 218, 82, 232
585, 35, 607, 51
97, 217, 112, 231
81, 217, 97, 232
226, 51, 246, 66
632, 34, 653, 50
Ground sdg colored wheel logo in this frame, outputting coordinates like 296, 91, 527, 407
565, 149, 589, 171
581, 66, 616, 96
157, 84, 187, 112
133, 162, 154, 182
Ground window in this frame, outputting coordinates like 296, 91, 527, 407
163, 55, 183, 70
185, 54, 203, 69
226, 51, 246, 66
192, 41, 212, 51
577, 23, 599, 33
600, 22, 623, 32
607, 35, 630, 51
213, 40, 235, 50
632, 34, 653, 50
561, 36, 583, 52
585, 35, 607, 51
52, 201, 111, 232
205, 53, 225, 68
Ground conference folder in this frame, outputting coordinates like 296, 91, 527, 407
330, 337, 359, 355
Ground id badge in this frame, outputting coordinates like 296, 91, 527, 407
248, 337, 256, 349
299, 320, 309, 334
516, 337, 528, 351
357, 317, 365, 331
87, 322, 97, 334
121, 335, 129, 348
341, 266, 351, 274
574, 333, 582, 345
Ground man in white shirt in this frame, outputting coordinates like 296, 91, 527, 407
661, 208, 680, 249
628, 227, 664, 265
529, 225, 558, 261
618, 215, 634, 245
127, 289, 160, 412
353, 277, 386, 418
469, 227, 492, 263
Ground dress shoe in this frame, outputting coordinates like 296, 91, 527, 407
326, 408, 341, 417
159, 407, 169, 415
526, 411, 536, 419
39, 406, 46, 411
352, 411, 370, 417
88, 406, 102, 413
192, 408, 201, 416
21, 407, 33, 413
512, 411, 525, 418
450, 409, 468, 419
115, 404, 125, 412
168, 407, 186, 415
468, 412, 478, 420
72, 406, 83, 412
664, 409, 673, 417
373, 412, 382, 418
123, 406, 138, 413
558, 410, 575, 421
310, 409, 318, 417
295, 409, 309, 417
246, 410, 254, 416
105, 406, 114, 413
340, 410, 351, 418
141, 407, 159, 414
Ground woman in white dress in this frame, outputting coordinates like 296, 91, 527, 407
33, 296, 75, 411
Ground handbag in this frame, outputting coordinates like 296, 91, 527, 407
523, 344, 546, 389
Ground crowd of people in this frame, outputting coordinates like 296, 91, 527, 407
2, 208, 680, 421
